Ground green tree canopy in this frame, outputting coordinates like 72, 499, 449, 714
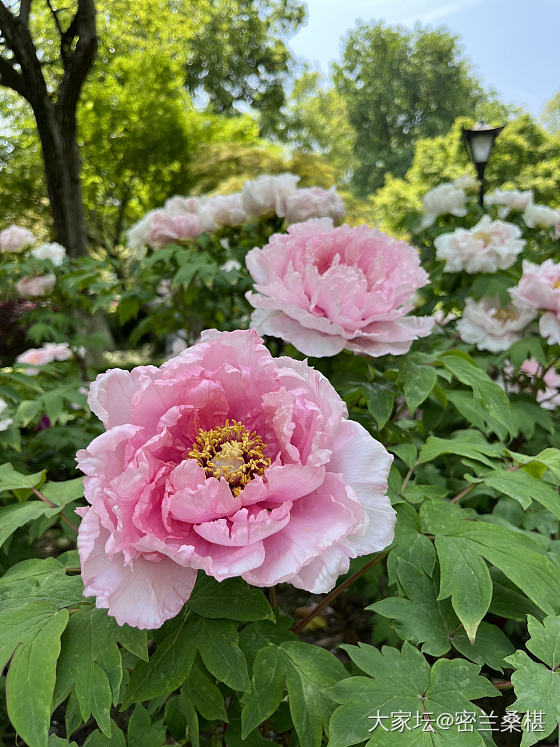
333, 21, 498, 196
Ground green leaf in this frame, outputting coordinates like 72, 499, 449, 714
6, 609, 69, 747
123, 614, 196, 706
364, 384, 394, 429
242, 646, 285, 737
0, 462, 45, 493
41, 478, 84, 507
369, 559, 455, 656
329, 643, 497, 747
127, 705, 166, 747
401, 363, 437, 414
188, 575, 274, 621
436, 536, 492, 643
55, 607, 147, 735
505, 619, 560, 746
484, 468, 560, 518
0, 501, 60, 549
281, 641, 347, 747
83, 722, 127, 747
418, 432, 503, 467
185, 660, 229, 721
389, 443, 417, 469
451, 622, 515, 673
439, 351, 516, 439
193, 617, 249, 691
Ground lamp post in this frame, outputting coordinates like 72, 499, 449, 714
461, 121, 504, 207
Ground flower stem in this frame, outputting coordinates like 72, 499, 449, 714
32, 487, 79, 533
292, 551, 389, 634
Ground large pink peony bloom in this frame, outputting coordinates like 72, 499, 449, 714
76, 329, 395, 629
510, 259, 560, 344
246, 218, 433, 357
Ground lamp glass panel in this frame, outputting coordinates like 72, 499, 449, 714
471, 133, 494, 164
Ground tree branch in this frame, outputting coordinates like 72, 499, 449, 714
0, 53, 28, 96
45, 0, 63, 39
57, 0, 97, 118
19, 0, 32, 24
0, 0, 48, 103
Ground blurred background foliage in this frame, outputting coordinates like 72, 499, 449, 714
1, 1, 559, 247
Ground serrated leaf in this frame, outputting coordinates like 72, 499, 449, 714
6, 608, 69, 747
188, 575, 274, 621
436, 536, 492, 643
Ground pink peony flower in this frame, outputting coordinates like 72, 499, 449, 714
520, 359, 560, 409
76, 329, 395, 629
204, 194, 248, 227
241, 173, 300, 218
144, 210, 202, 249
246, 218, 433, 358
434, 215, 524, 274
16, 273, 56, 297
16, 341, 75, 374
457, 296, 536, 352
510, 259, 560, 344
277, 187, 346, 225
0, 224, 35, 252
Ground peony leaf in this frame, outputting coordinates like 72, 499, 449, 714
193, 617, 249, 691
127, 705, 166, 747
6, 608, 69, 747
451, 622, 515, 673
188, 575, 274, 622
241, 645, 285, 737
483, 468, 560, 518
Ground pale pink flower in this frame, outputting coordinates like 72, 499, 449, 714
144, 210, 202, 249
520, 359, 560, 409
164, 196, 218, 233
523, 203, 560, 229
16, 273, 56, 297
241, 173, 300, 218
484, 189, 533, 219
0, 224, 35, 252
16, 341, 74, 373
76, 329, 395, 629
0, 397, 13, 431
31, 242, 66, 266
420, 183, 467, 228
510, 259, 560, 344
434, 215, 524, 274
457, 297, 536, 352
204, 194, 247, 227
277, 187, 345, 225
246, 218, 433, 358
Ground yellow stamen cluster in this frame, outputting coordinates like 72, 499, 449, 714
188, 420, 271, 497
493, 306, 518, 323
473, 230, 492, 245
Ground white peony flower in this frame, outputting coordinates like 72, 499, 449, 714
484, 189, 534, 219
0, 397, 13, 431
523, 203, 560, 229
277, 186, 345, 224
420, 183, 468, 228
435, 215, 525, 274
241, 173, 300, 218
31, 242, 66, 266
457, 296, 536, 352
453, 174, 478, 192
0, 225, 35, 252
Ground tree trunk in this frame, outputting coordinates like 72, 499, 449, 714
31, 95, 88, 256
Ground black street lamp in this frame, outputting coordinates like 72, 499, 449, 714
461, 121, 504, 207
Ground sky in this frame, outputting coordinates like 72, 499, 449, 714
288, 0, 560, 119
